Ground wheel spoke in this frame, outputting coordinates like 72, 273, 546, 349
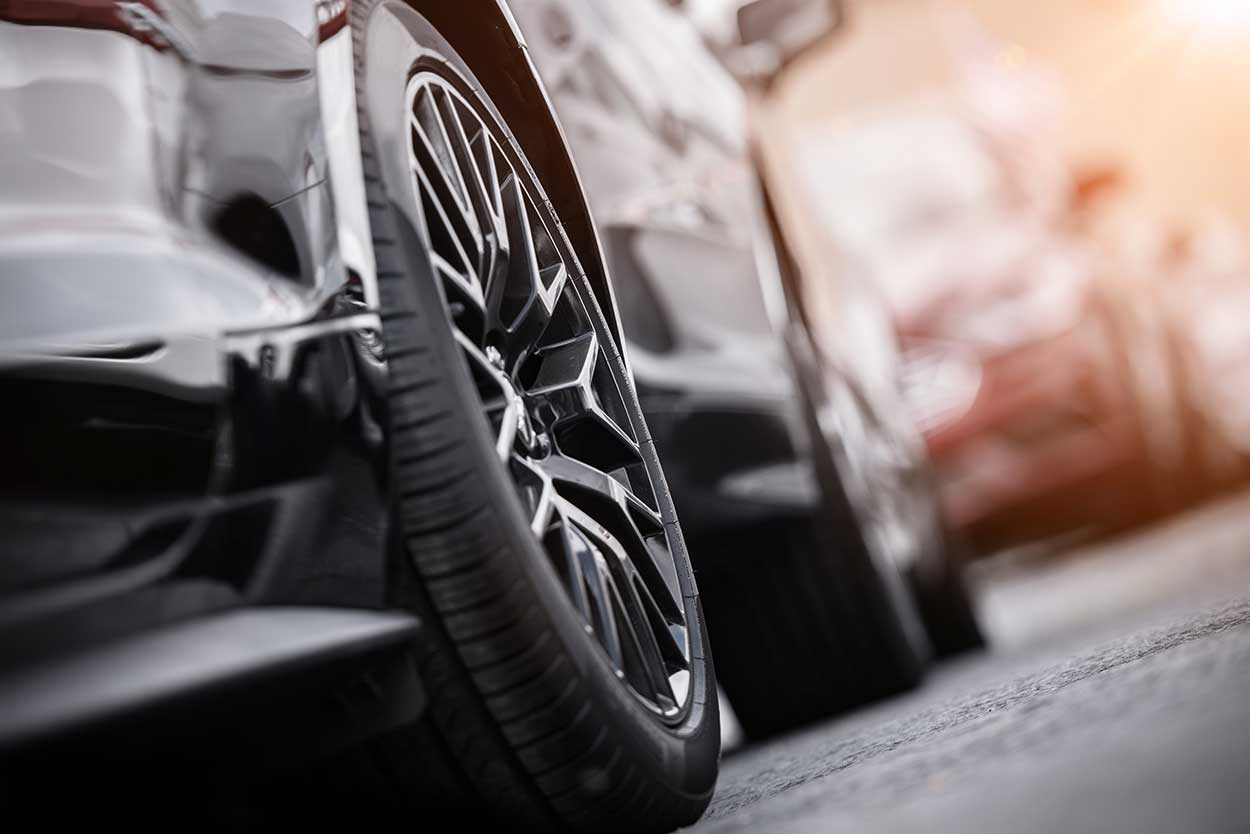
488, 174, 537, 331
512, 453, 555, 536
455, 96, 507, 231
630, 574, 689, 673
486, 176, 568, 356
608, 568, 673, 705
527, 334, 641, 472
431, 250, 486, 314
453, 330, 521, 462
539, 454, 682, 623
551, 510, 627, 670
412, 164, 480, 292
435, 88, 509, 280
411, 89, 483, 260
557, 496, 683, 707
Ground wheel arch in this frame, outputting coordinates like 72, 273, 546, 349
402, 0, 626, 350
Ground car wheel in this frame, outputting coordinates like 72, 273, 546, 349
910, 519, 986, 657
341, 3, 719, 830
698, 366, 928, 739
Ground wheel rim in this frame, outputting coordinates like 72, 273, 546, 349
403, 71, 692, 719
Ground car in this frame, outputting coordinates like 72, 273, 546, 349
800, 100, 1181, 554
0, 1, 719, 829
509, 0, 984, 739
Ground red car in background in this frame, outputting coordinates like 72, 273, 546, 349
900, 255, 1148, 553
801, 103, 1179, 554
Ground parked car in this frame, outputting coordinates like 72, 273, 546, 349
0, 1, 719, 829
511, 0, 984, 739
801, 103, 1182, 553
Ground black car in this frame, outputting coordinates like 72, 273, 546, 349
510, 0, 984, 738
0, 1, 717, 829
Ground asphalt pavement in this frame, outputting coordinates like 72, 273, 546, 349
692, 489, 1250, 834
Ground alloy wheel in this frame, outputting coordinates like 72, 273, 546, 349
402, 71, 691, 719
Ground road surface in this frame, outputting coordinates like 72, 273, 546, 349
693, 489, 1250, 834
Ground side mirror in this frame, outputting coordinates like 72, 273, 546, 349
730, 0, 845, 85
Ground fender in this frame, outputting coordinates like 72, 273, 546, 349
322, 0, 628, 351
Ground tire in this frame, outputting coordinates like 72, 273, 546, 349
339, 3, 719, 831
696, 501, 924, 739
696, 372, 927, 740
910, 523, 986, 658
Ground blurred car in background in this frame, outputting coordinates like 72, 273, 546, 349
512, 0, 984, 738
800, 97, 1186, 555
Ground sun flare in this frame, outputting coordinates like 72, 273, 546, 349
1159, 0, 1250, 31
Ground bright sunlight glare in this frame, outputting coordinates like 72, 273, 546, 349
1159, 0, 1250, 31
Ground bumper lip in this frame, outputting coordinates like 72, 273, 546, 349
0, 606, 419, 754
